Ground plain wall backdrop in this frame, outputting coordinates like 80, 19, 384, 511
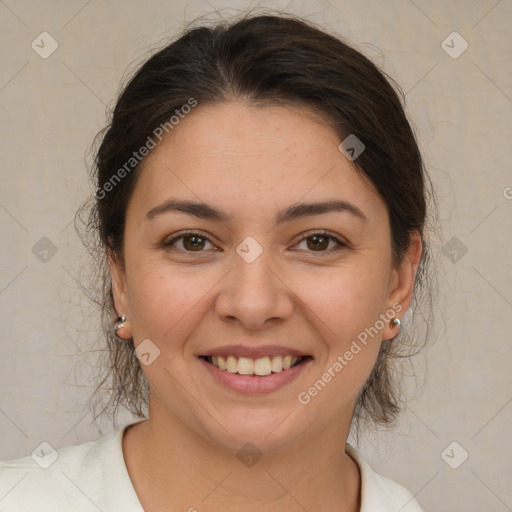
1, 0, 511, 510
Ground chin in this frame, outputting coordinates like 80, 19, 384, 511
200, 408, 306, 454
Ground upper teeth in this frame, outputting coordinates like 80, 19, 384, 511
209, 355, 303, 375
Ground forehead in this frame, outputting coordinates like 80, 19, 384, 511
127, 102, 383, 223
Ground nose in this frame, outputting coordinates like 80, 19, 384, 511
214, 246, 294, 330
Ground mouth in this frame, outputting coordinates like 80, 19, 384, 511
199, 354, 312, 377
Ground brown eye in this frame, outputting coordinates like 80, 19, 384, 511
181, 234, 207, 251
294, 231, 347, 253
164, 232, 217, 252
306, 235, 329, 251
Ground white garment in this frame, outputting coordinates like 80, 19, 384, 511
0, 422, 423, 511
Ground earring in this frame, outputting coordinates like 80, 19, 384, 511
114, 314, 129, 341
390, 317, 401, 329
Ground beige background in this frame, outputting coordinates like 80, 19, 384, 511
1, 0, 511, 510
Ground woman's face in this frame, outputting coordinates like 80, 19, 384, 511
110, 101, 420, 451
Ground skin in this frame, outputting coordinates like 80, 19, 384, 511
109, 101, 422, 512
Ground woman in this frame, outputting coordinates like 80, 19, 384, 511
0, 11, 435, 511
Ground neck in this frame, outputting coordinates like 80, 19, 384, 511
123, 409, 360, 512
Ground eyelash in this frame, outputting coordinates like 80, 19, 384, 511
162, 230, 348, 255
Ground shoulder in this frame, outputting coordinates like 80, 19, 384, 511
346, 443, 424, 512
0, 425, 143, 512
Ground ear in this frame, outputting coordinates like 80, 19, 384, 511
107, 249, 130, 320
381, 231, 423, 339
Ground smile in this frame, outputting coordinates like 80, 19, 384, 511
201, 354, 309, 376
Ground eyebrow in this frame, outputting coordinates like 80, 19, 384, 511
145, 198, 367, 225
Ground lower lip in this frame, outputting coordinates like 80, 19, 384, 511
199, 357, 313, 394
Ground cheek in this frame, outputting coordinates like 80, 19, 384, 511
292, 261, 389, 392
128, 264, 217, 346
293, 260, 390, 342
292, 273, 386, 411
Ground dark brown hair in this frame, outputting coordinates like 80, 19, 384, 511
76, 11, 437, 434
